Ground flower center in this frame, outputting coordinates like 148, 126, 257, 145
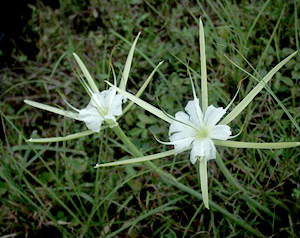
194, 127, 210, 140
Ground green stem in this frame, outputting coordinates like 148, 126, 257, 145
113, 125, 264, 237
215, 152, 278, 220
112, 126, 137, 177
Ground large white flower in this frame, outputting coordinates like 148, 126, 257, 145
95, 19, 299, 211
169, 99, 231, 164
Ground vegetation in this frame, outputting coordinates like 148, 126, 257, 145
0, 0, 299, 237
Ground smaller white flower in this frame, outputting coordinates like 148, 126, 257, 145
169, 98, 231, 164
24, 33, 142, 142
77, 88, 125, 132
24, 87, 125, 134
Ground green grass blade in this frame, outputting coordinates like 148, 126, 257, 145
114, 125, 264, 237
105, 196, 185, 238
215, 152, 279, 221
244, 0, 271, 45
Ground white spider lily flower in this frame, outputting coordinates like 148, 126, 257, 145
25, 33, 141, 142
25, 55, 126, 135
169, 101, 231, 164
97, 19, 300, 210
76, 87, 125, 132
24, 86, 125, 135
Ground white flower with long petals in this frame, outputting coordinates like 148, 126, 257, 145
25, 33, 141, 142
74, 87, 125, 132
96, 19, 300, 211
25, 86, 125, 134
169, 100, 231, 164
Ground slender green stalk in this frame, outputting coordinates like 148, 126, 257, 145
112, 125, 264, 237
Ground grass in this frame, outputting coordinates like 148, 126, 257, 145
0, 0, 300, 237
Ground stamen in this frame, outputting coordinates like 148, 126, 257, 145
57, 90, 81, 112
225, 77, 245, 112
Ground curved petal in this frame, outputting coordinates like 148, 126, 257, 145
185, 99, 203, 127
90, 93, 105, 114
169, 111, 194, 137
108, 93, 125, 117
204, 105, 227, 128
94, 89, 112, 109
174, 111, 192, 124
206, 139, 216, 160
79, 105, 104, 132
172, 137, 194, 154
190, 140, 205, 164
190, 139, 216, 163
88, 88, 125, 124
169, 129, 195, 142
210, 125, 231, 140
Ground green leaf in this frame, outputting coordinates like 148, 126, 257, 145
137, 114, 157, 124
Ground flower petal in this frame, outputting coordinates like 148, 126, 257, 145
26, 130, 95, 143
73, 53, 100, 94
210, 125, 231, 140
190, 139, 216, 163
169, 111, 195, 139
24, 100, 80, 120
206, 139, 216, 160
108, 93, 125, 117
79, 105, 104, 132
95, 149, 176, 168
185, 99, 203, 127
172, 137, 194, 154
199, 156, 209, 209
190, 140, 204, 164
204, 105, 227, 128
106, 81, 173, 124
